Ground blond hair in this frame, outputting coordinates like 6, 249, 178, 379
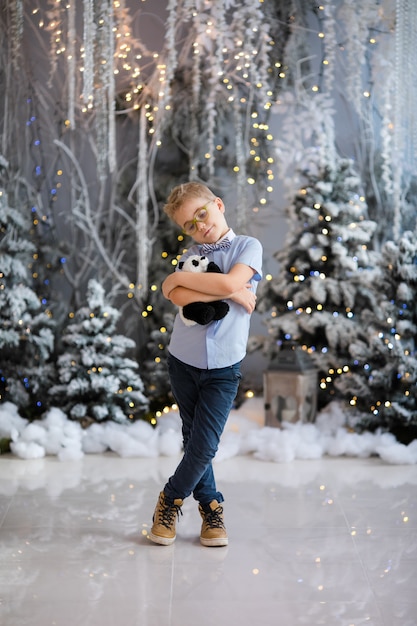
163, 182, 216, 220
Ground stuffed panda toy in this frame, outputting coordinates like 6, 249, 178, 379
177, 254, 229, 326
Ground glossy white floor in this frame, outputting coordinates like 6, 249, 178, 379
0, 452, 416, 626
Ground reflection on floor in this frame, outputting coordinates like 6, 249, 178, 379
0, 453, 416, 626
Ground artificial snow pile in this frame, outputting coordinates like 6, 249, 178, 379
0, 402, 182, 462
1, 398, 416, 465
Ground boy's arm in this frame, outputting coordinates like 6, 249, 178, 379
162, 263, 254, 299
168, 287, 225, 306
169, 284, 256, 314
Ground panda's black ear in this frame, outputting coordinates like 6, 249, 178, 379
179, 261, 184, 269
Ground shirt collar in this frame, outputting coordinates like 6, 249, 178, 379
216, 228, 235, 244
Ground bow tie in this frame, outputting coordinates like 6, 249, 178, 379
200, 238, 231, 254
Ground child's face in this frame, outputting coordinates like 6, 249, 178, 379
175, 196, 229, 244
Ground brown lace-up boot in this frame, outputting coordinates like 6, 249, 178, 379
149, 492, 183, 545
199, 500, 228, 547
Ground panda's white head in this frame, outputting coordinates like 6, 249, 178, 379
178, 255, 209, 273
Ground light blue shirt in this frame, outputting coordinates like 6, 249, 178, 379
168, 230, 263, 369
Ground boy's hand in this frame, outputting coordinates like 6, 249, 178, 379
230, 284, 257, 314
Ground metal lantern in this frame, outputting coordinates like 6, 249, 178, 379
263, 345, 318, 427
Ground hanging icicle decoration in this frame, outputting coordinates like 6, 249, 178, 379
245, 1, 270, 108
45, 0, 63, 87
340, 0, 378, 117
95, 86, 108, 181
380, 76, 394, 199
205, 100, 216, 180
136, 107, 150, 297
157, 0, 178, 130
82, 0, 95, 108
189, 26, 201, 181
321, 1, 337, 95
67, 1, 76, 129
107, 3, 116, 173
411, 9, 417, 188
212, 1, 225, 83
92, 0, 114, 179
392, 0, 417, 239
393, 0, 408, 238
95, 3, 107, 180
9, 0, 23, 72
203, 2, 226, 181
234, 99, 247, 234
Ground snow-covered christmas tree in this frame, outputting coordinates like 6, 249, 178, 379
337, 230, 417, 440
257, 156, 377, 408
49, 279, 149, 426
0, 182, 55, 417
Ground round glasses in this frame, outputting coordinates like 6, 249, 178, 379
182, 200, 215, 235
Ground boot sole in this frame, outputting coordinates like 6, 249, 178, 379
200, 536, 229, 547
149, 531, 176, 545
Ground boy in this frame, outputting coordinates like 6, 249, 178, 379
149, 182, 262, 547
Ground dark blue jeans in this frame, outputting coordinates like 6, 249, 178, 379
164, 353, 242, 506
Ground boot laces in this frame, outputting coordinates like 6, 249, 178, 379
158, 500, 183, 529
204, 506, 225, 529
